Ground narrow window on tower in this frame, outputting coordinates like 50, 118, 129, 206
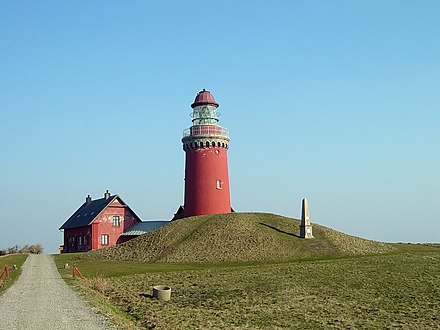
216, 180, 222, 190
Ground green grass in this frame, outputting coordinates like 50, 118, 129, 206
53, 253, 260, 278
105, 251, 439, 329
390, 242, 440, 253
52, 253, 141, 329
54, 244, 440, 329
53, 251, 395, 280
0, 254, 28, 294
52, 214, 438, 329
84, 213, 394, 263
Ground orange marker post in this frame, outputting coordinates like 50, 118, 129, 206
72, 264, 84, 279
0, 265, 9, 282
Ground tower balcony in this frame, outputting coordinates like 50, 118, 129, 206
183, 125, 229, 139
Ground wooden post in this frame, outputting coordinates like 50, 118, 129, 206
72, 264, 84, 279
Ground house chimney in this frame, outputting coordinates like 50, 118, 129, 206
104, 190, 110, 199
86, 195, 92, 205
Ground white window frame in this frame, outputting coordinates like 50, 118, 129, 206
216, 180, 222, 190
113, 216, 121, 227
101, 234, 109, 245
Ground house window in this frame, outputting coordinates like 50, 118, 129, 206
78, 236, 82, 246
216, 180, 222, 190
113, 216, 121, 227
101, 234, 109, 245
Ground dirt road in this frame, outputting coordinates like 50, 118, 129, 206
0, 254, 115, 329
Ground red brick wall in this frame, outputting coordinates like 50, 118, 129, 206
93, 198, 140, 250
62, 197, 141, 252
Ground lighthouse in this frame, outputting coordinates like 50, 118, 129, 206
182, 89, 231, 217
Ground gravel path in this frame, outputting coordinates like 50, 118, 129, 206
0, 254, 115, 330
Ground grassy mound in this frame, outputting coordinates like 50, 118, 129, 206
85, 213, 393, 263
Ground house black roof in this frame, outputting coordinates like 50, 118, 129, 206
60, 195, 122, 230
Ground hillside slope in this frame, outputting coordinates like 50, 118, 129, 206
86, 213, 394, 263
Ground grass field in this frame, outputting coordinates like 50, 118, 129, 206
84, 213, 394, 263
0, 254, 28, 294
53, 244, 440, 329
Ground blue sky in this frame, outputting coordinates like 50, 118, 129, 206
1, 1, 439, 253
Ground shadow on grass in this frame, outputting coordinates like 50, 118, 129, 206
259, 223, 300, 238
139, 292, 154, 299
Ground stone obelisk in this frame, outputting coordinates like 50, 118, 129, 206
300, 198, 314, 239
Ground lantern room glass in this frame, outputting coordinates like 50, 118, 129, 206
191, 105, 219, 125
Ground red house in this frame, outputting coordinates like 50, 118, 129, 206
60, 190, 160, 253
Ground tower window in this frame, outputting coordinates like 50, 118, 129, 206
113, 216, 121, 226
101, 234, 109, 245
216, 180, 222, 190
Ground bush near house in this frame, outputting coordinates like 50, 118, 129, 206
0, 243, 44, 256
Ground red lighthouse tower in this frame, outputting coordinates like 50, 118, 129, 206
182, 89, 231, 217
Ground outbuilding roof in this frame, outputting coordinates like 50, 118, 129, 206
121, 220, 169, 236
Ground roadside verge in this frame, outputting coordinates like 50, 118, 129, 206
0, 254, 28, 294
52, 253, 140, 330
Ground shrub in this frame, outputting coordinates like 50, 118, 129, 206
19, 244, 30, 254
29, 243, 44, 254
86, 276, 111, 294
7, 247, 16, 255
1, 243, 44, 255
